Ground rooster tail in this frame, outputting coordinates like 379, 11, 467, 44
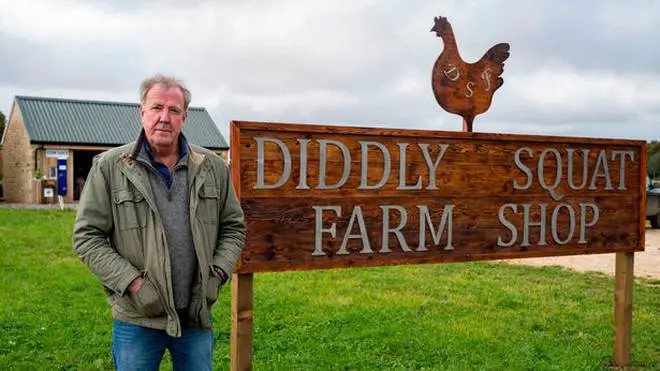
486, 43, 510, 64
481, 43, 510, 75
495, 77, 504, 92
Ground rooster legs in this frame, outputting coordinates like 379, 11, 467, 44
462, 116, 474, 133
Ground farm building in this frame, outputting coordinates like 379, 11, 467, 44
0, 96, 229, 204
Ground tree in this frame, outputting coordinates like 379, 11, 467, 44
0, 111, 5, 139
648, 140, 660, 180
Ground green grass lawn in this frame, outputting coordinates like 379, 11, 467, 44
0, 209, 658, 370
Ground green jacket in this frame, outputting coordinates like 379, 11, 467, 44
73, 134, 246, 337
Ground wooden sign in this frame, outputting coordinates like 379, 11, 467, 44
430, 16, 510, 132
231, 121, 646, 274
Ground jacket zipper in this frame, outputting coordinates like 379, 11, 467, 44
132, 162, 181, 336
131, 154, 205, 335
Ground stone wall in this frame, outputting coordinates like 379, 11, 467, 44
1, 105, 35, 203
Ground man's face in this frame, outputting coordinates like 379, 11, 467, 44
140, 83, 187, 150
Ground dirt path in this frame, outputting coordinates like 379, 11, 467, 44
506, 228, 660, 279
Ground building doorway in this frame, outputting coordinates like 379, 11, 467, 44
73, 150, 103, 200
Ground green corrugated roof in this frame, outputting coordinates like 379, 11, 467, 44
14, 96, 228, 149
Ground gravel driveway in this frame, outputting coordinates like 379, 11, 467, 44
506, 227, 660, 279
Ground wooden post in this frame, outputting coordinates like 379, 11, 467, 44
231, 273, 254, 371
229, 121, 253, 370
613, 252, 634, 367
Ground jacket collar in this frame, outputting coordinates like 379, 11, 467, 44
136, 131, 189, 168
143, 133, 189, 162
129, 129, 203, 161
126, 129, 206, 183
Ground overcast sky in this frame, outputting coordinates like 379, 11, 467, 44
0, 0, 658, 143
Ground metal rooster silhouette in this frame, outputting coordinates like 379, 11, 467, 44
430, 16, 510, 132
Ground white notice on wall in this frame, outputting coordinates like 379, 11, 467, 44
46, 149, 69, 159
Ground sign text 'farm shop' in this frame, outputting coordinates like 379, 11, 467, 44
232, 122, 645, 273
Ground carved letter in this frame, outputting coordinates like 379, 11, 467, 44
497, 203, 518, 247
255, 137, 291, 189
380, 205, 410, 253
337, 206, 372, 255
567, 148, 589, 190
443, 64, 460, 81
611, 150, 635, 190
578, 203, 600, 244
312, 206, 341, 256
522, 203, 547, 247
417, 205, 454, 251
297, 139, 311, 190
589, 150, 614, 190
419, 143, 449, 190
397, 143, 423, 190
481, 68, 492, 91
359, 141, 391, 190
513, 147, 533, 190
538, 149, 564, 201
551, 203, 575, 245
318, 139, 351, 190
465, 82, 474, 98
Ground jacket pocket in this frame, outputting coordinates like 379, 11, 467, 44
134, 277, 166, 317
119, 276, 165, 317
205, 271, 221, 306
113, 189, 148, 230
198, 185, 220, 224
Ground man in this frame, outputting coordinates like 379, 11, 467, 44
73, 74, 245, 370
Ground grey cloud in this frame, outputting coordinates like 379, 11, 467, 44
0, 0, 658, 142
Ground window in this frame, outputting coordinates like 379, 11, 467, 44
49, 167, 57, 179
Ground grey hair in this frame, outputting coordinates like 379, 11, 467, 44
139, 74, 192, 110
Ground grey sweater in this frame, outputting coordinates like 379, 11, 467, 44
137, 143, 197, 311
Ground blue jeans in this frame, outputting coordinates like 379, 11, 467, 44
112, 320, 214, 371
